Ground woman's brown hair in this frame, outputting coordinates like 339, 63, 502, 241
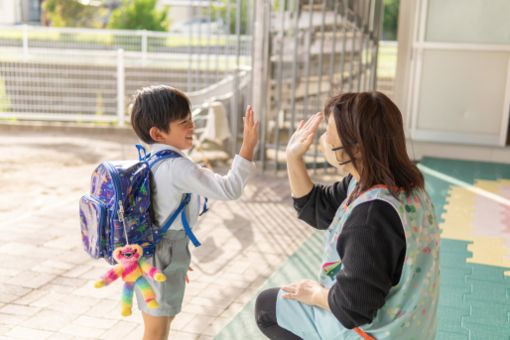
324, 91, 424, 197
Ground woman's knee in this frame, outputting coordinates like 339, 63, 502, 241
255, 288, 280, 327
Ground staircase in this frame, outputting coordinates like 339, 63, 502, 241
262, 0, 380, 171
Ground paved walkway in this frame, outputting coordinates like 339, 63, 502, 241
0, 124, 315, 340
3, 125, 510, 340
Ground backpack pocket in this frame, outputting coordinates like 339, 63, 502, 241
111, 211, 155, 259
79, 194, 107, 259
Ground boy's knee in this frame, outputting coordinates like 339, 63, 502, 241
143, 316, 173, 340
144, 326, 170, 340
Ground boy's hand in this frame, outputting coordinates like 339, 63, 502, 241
239, 105, 259, 161
185, 266, 193, 284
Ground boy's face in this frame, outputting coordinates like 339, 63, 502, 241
153, 114, 194, 150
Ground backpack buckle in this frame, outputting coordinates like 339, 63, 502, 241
135, 144, 149, 161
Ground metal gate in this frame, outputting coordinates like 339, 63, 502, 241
252, 0, 384, 171
0, 0, 384, 169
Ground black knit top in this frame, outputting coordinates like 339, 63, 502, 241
292, 175, 407, 329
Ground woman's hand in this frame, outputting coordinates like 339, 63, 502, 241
281, 279, 330, 310
239, 105, 259, 161
285, 112, 322, 198
285, 112, 323, 161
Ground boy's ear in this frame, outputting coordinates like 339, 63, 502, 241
149, 127, 166, 143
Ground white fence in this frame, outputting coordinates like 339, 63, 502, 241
0, 25, 252, 126
0, 1, 388, 166
0, 24, 252, 57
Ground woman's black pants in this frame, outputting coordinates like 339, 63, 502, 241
254, 288, 302, 340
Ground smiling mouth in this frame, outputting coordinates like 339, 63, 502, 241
185, 136, 193, 140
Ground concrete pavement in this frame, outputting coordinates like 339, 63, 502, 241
0, 124, 315, 340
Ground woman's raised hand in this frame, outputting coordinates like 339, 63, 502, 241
285, 112, 323, 161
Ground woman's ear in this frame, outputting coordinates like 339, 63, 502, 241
350, 145, 363, 171
352, 145, 362, 159
149, 127, 165, 143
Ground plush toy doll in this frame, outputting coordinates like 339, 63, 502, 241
94, 244, 166, 316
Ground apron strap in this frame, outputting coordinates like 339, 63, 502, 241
354, 327, 376, 340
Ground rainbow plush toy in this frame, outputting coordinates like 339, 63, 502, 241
94, 244, 166, 316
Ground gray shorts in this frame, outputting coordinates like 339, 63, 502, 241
135, 230, 190, 316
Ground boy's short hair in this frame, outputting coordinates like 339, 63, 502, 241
130, 85, 191, 144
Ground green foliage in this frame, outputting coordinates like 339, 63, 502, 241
211, 0, 249, 35
383, 0, 400, 41
42, 0, 104, 28
108, 0, 169, 31
273, 0, 293, 11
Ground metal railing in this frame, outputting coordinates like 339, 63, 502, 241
0, 0, 386, 166
0, 24, 252, 57
258, 0, 384, 171
376, 40, 397, 98
0, 48, 249, 122
0, 16, 252, 129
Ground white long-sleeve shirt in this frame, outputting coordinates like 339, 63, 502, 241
150, 143, 255, 235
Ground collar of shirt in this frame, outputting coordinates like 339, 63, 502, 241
150, 143, 187, 158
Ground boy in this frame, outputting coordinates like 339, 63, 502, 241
130, 85, 258, 340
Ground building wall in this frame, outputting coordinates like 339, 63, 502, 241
0, 0, 20, 25
21, 0, 41, 22
158, 0, 205, 27
0, 0, 40, 25
395, 0, 510, 163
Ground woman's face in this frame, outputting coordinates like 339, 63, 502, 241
325, 113, 341, 147
323, 113, 358, 177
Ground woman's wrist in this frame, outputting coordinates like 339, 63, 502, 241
313, 286, 331, 311
285, 151, 303, 162
287, 154, 313, 198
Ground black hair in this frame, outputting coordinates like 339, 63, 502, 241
130, 85, 191, 144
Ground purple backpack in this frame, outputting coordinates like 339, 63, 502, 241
79, 145, 204, 264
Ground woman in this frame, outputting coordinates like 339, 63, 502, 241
255, 92, 440, 339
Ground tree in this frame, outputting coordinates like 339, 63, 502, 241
382, 0, 400, 41
211, 0, 249, 35
42, 0, 104, 28
108, 0, 169, 32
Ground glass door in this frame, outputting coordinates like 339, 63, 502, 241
407, 0, 510, 146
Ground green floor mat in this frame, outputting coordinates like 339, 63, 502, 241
215, 231, 323, 339
216, 157, 510, 340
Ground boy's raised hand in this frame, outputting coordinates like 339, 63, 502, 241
239, 105, 259, 161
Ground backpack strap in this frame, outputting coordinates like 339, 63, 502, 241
199, 197, 208, 216
147, 149, 181, 168
179, 194, 201, 246
136, 144, 203, 247
154, 193, 201, 247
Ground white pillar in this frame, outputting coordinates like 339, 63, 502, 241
141, 30, 148, 64
22, 24, 29, 60
251, 0, 270, 121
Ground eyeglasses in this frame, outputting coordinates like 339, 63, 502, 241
331, 146, 345, 152
330, 145, 352, 165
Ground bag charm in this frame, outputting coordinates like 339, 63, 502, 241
94, 244, 166, 316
